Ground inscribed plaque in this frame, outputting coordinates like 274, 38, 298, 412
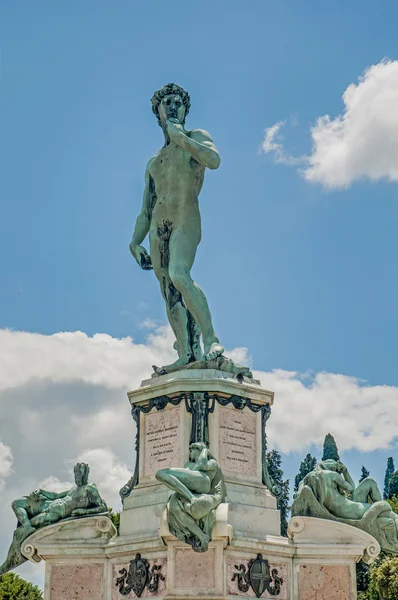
144, 406, 181, 477
218, 406, 257, 477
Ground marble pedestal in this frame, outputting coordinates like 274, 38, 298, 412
22, 515, 378, 600
24, 370, 380, 599
120, 369, 280, 543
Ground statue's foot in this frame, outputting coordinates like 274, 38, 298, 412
193, 533, 210, 553
22, 525, 36, 537
152, 352, 192, 375
203, 341, 224, 362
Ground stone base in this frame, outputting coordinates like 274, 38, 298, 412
21, 372, 380, 599
21, 516, 379, 600
121, 369, 280, 542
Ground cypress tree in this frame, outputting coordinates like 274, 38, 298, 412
384, 457, 395, 500
266, 449, 290, 537
322, 433, 340, 461
294, 453, 317, 493
388, 470, 398, 499
359, 466, 370, 482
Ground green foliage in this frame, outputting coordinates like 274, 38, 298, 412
370, 556, 398, 599
357, 592, 377, 600
384, 457, 395, 500
387, 496, 398, 515
322, 433, 340, 461
294, 453, 317, 493
0, 572, 43, 600
266, 449, 290, 537
388, 471, 398, 500
108, 508, 120, 534
357, 559, 370, 594
356, 552, 396, 599
360, 466, 371, 482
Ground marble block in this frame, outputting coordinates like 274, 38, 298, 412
20, 514, 379, 599
49, 564, 104, 600
297, 564, 351, 600
288, 516, 380, 600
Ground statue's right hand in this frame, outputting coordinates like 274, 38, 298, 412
129, 242, 153, 271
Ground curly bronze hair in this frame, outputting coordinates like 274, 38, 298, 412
151, 83, 191, 127
74, 462, 90, 476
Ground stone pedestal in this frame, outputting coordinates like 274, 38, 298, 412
22, 515, 378, 600
23, 370, 380, 599
120, 370, 280, 544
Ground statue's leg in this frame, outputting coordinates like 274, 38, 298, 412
156, 468, 211, 500
172, 503, 210, 547
11, 498, 34, 529
149, 230, 193, 366
168, 227, 224, 361
30, 511, 55, 528
30, 501, 63, 528
352, 478, 382, 503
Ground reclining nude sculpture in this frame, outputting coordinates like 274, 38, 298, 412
129, 83, 251, 379
292, 459, 398, 553
0, 463, 108, 575
156, 442, 226, 552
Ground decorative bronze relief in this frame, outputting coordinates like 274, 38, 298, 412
232, 554, 282, 597
115, 553, 165, 597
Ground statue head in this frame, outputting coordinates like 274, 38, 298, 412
73, 462, 90, 486
151, 83, 191, 128
189, 441, 207, 462
318, 459, 340, 472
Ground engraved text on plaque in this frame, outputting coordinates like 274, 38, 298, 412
144, 406, 181, 477
218, 407, 257, 477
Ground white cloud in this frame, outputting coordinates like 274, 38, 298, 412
0, 442, 13, 490
139, 318, 159, 330
259, 121, 305, 166
1, 325, 398, 588
38, 476, 73, 493
260, 369, 398, 454
261, 59, 398, 189
0, 327, 176, 392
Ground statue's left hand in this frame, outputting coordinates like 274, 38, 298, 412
167, 119, 185, 143
71, 508, 87, 516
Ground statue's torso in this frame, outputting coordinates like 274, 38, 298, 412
322, 473, 368, 520
149, 136, 205, 227
68, 484, 92, 508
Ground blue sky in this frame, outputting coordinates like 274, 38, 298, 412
1, 1, 398, 383
1, 0, 398, 587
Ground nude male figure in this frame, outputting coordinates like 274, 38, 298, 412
129, 83, 224, 369
11, 463, 107, 532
